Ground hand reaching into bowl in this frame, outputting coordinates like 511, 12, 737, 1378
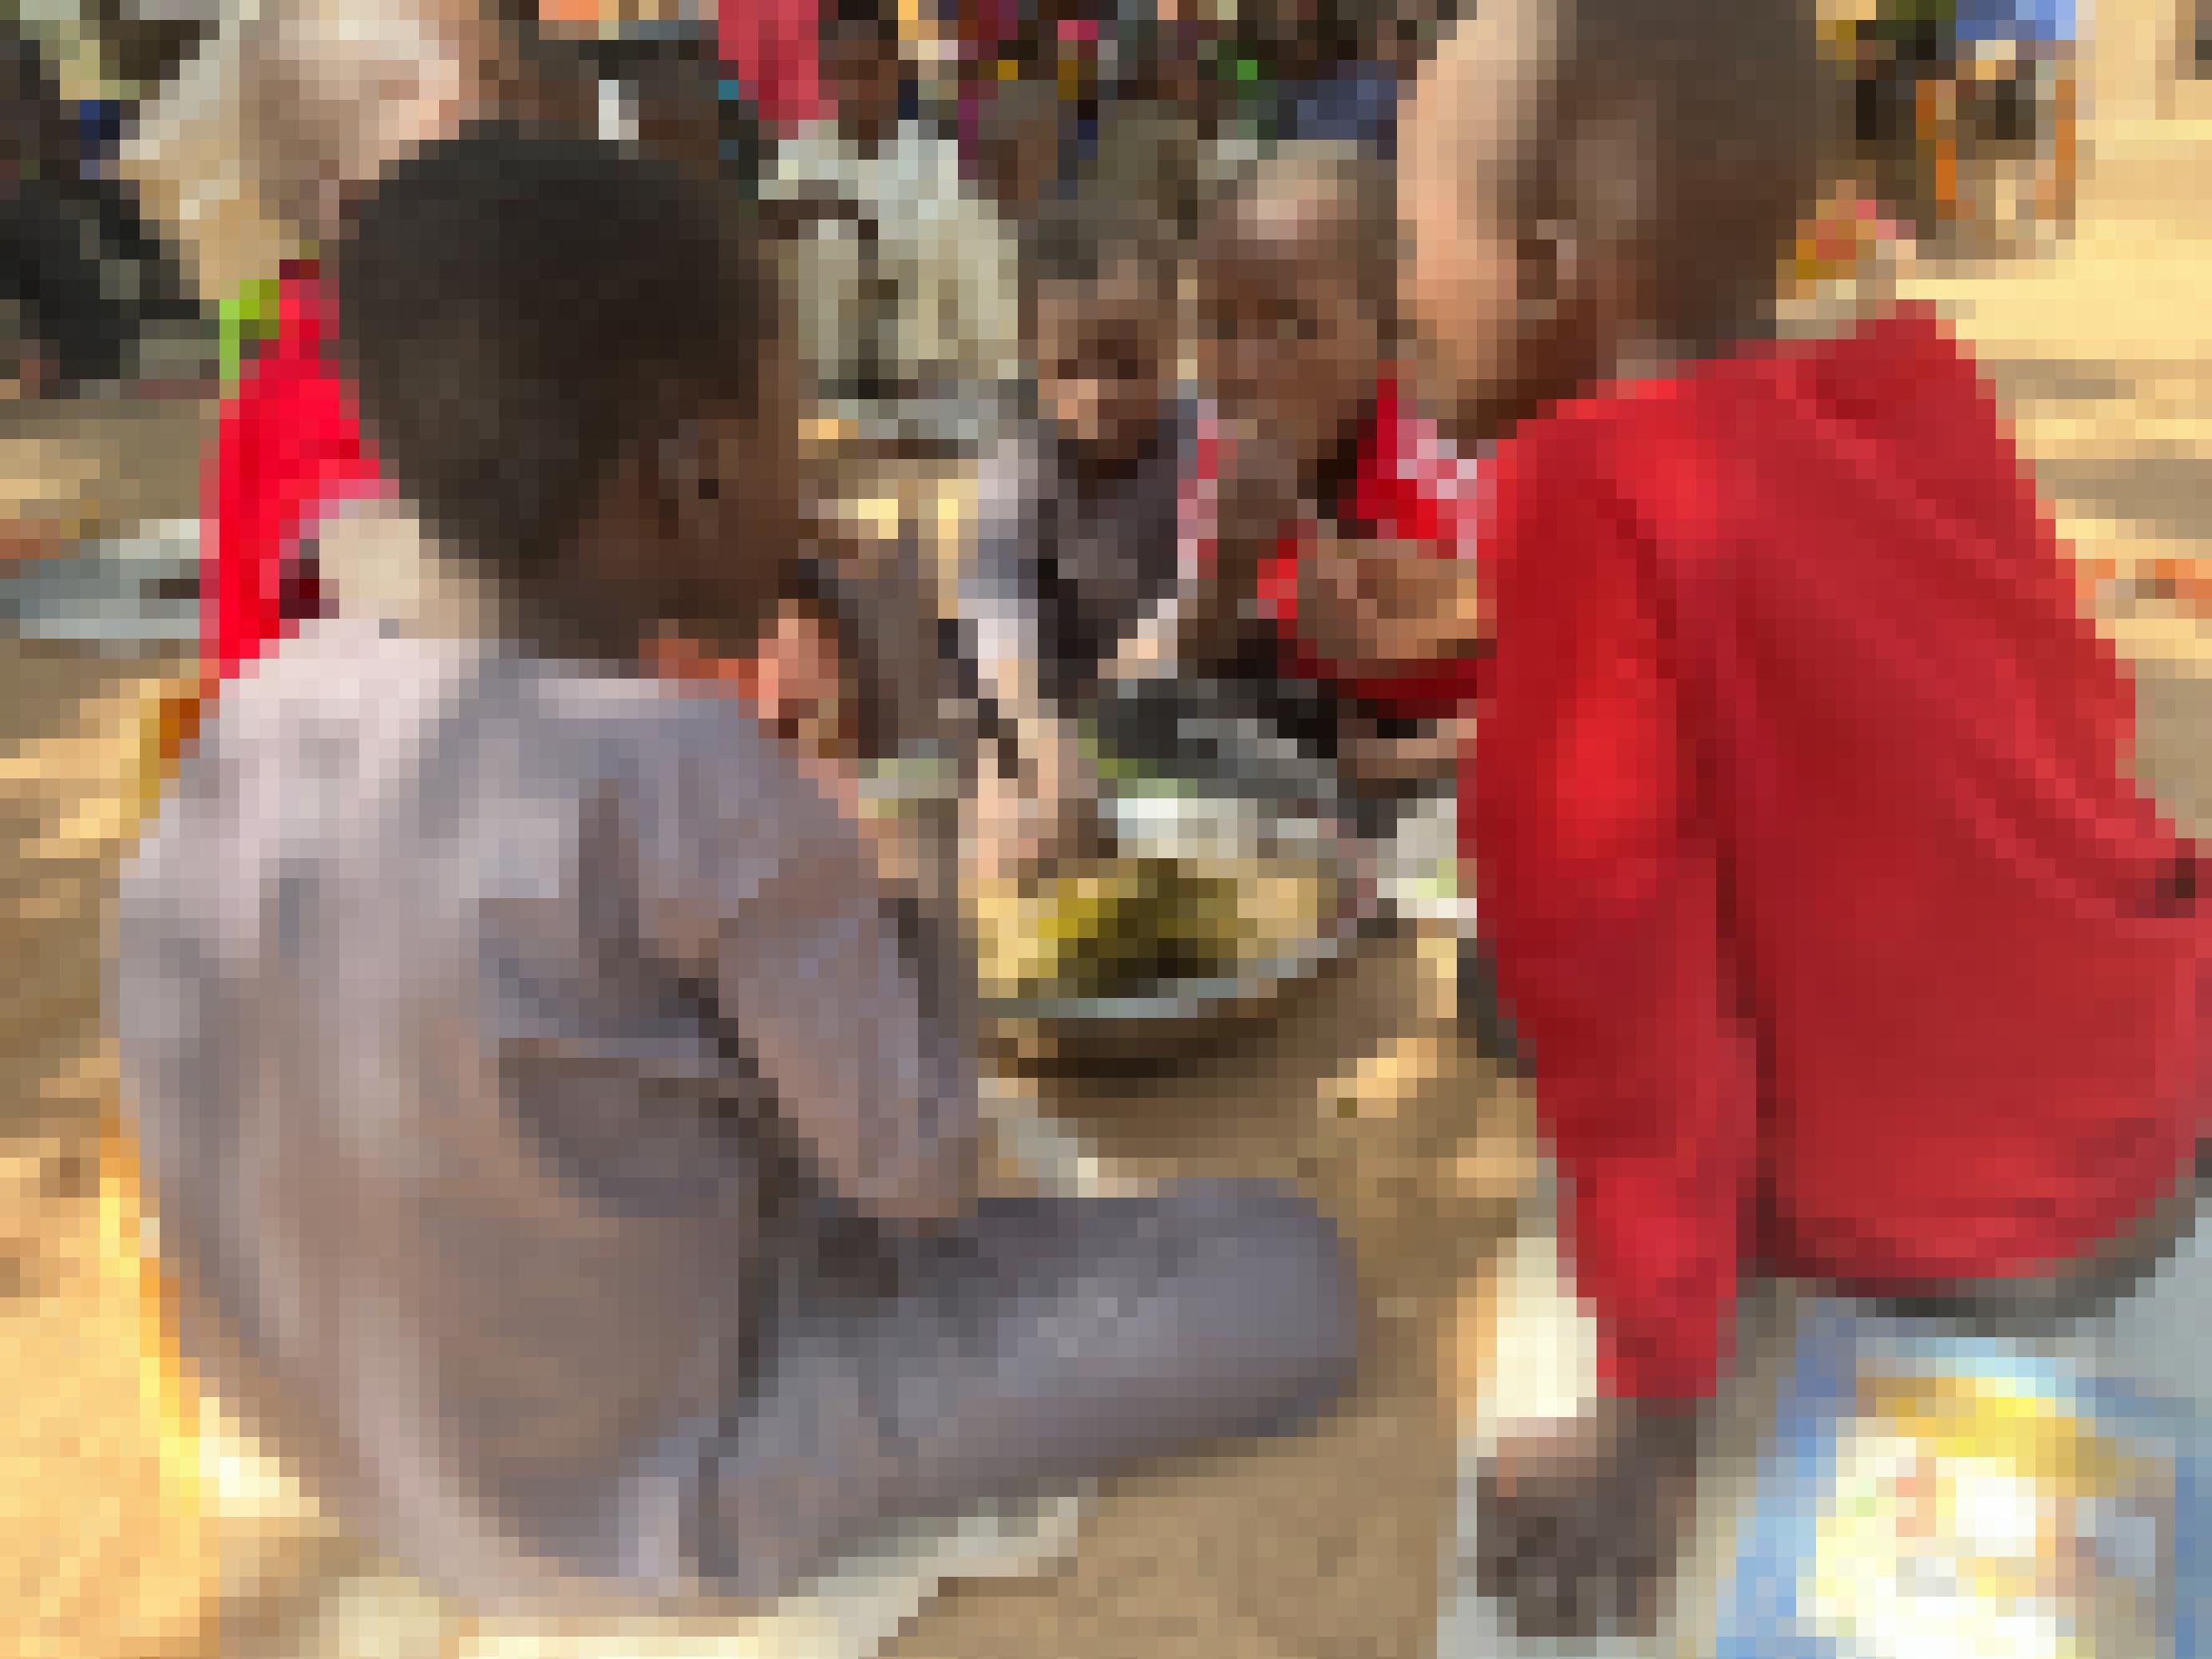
971, 718, 1114, 885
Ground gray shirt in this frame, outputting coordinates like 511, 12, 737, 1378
961, 404, 1196, 717
115, 619, 978, 1606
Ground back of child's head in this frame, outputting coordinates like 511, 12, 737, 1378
1544, 0, 1835, 346
332, 127, 781, 660
1404, 0, 1835, 410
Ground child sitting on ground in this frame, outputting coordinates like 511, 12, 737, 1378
117, 130, 1355, 1617
1377, 0, 2207, 1645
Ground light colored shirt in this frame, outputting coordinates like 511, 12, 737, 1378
764, 119, 1022, 417
116, 617, 979, 1604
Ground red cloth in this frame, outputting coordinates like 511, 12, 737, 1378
1472, 307, 2206, 1401
1252, 376, 1490, 719
204, 263, 377, 684
718, 0, 828, 131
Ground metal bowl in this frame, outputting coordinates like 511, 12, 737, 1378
962, 678, 1383, 1061
860, 679, 1383, 1058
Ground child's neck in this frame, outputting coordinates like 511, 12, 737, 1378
1609, 335, 1696, 384
1061, 415, 1172, 493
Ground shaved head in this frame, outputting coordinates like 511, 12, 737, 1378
1401, 0, 1835, 436
1211, 141, 1398, 320
238, 0, 585, 243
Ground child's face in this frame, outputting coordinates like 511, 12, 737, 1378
1397, 4, 1562, 446
629, 340, 811, 656
251, 1, 485, 240
1197, 208, 1382, 475
1033, 267, 1177, 469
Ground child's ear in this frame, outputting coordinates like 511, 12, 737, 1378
1516, 216, 1579, 327
1553, 104, 1659, 319
1518, 106, 1654, 335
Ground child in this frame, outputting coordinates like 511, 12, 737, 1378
1189, 141, 1488, 796
763, 0, 1020, 443
1, 28, 200, 398
1384, 0, 2208, 1643
117, 131, 1355, 1616
957, 190, 1194, 876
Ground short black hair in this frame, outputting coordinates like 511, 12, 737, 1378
332, 128, 773, 652
1023, 188, 1178, 295
1206, 141, 1399, 323
1535, 0, 1838, 344
820, 0, 900, 54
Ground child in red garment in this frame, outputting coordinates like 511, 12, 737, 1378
1184, 143, 1489, 793
203, 4, 735, 691
1357, 0, 2207, 1644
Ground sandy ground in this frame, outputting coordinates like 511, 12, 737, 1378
2, 196, 2210, 1657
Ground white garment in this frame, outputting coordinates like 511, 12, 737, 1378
764, 121, 1022, 402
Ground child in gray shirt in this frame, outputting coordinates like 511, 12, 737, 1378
960, 195, 1197, 873
117, 133, 1353, 1617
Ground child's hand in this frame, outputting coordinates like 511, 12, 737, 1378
1334, 711, 1466, 797
1298, 540, 1490, 671
1183, 430, 1304, 668
1473, 1400, 1701, 1642
1213, 430, 1305, 561
650, 606, 848, 734
971, 726, 1112, 884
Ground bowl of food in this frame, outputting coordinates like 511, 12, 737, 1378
963, 678, 1380, 1061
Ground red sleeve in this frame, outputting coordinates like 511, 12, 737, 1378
204, 372, 278, 684
1473, 426, 1759, 1404
203, 273, 374, 685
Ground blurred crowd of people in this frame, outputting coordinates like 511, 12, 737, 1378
3, 0, 2095, 421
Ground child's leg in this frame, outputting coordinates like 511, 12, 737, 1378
690, 1179, 1358, 1601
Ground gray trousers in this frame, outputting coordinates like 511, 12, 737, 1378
633, 1178, 1359, 1606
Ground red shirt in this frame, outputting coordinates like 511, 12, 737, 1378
1252, 376, 1490, 719
1472, 307, 2206, 1400
204, 263, 377, 684
718, 0, 827, 131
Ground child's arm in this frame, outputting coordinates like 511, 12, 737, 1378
1172, 430, 1306, 675
637, 713, 982, 1227
1470, 426, 1759, 1630
960, 456, 1110, 871
1293, 531, 1491, 673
